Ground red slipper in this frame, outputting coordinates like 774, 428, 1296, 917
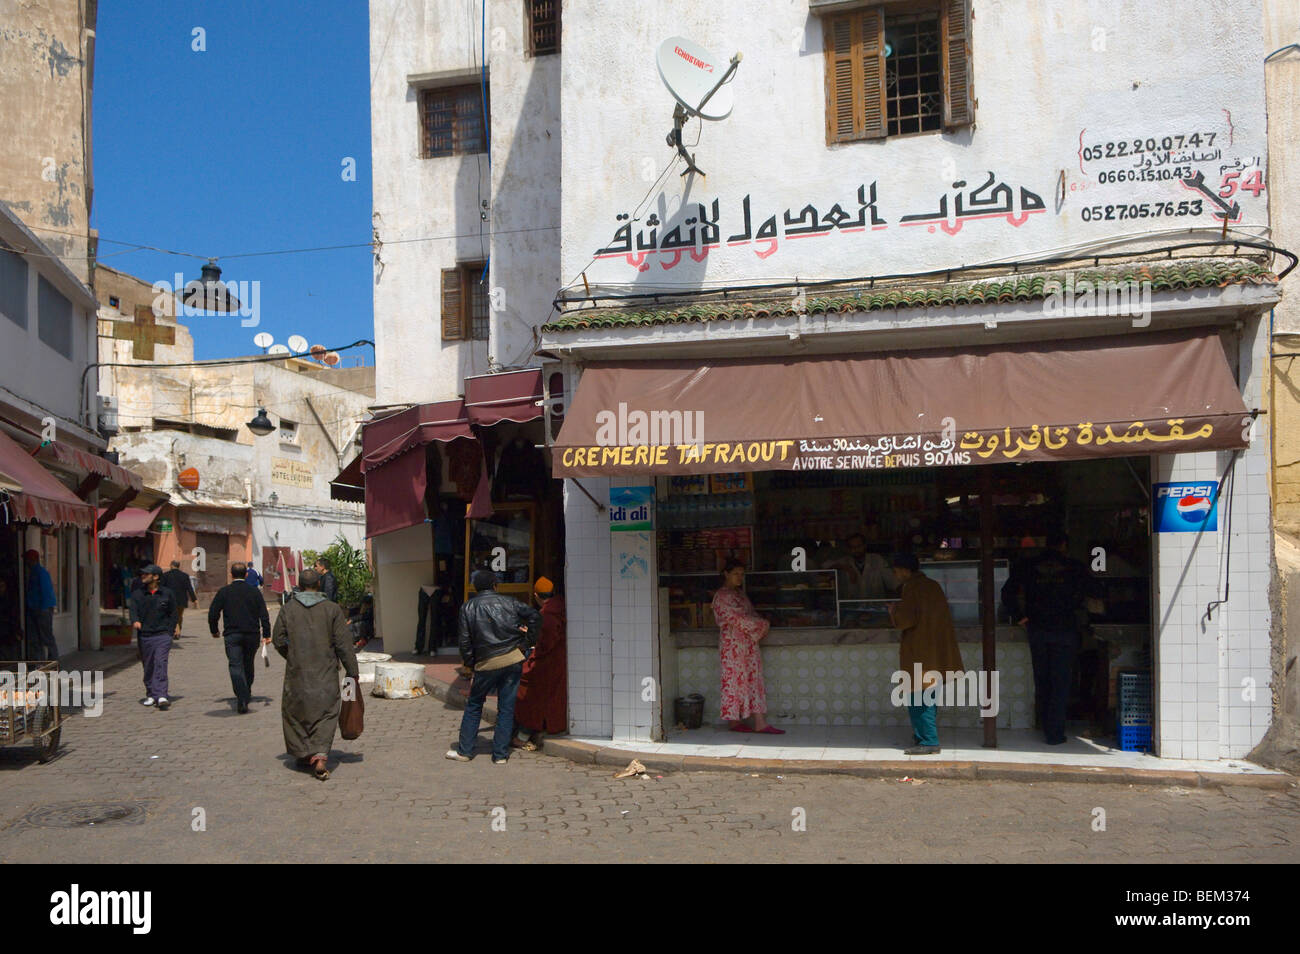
728, 723, 754, 733
755, 725, 785, 734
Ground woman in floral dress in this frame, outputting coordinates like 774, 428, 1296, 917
711, 559, 783, 734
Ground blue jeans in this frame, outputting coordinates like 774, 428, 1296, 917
223, 631, 260, 705
907, 692, 939, 747
456, 662, 523, 760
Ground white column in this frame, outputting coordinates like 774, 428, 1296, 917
608, 477, 659, 742
564, 475, 613, 736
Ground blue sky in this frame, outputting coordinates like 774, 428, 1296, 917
92, 0, 374, 364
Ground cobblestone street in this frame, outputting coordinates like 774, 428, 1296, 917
2, 613, 1299, 864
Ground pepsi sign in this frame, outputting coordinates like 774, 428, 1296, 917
1152, 481, 1219, 533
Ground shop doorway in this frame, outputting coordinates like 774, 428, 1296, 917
195, 532, 229, 600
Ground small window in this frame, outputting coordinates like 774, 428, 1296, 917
440, 262, 490, 342
37, 275, 73, 358
527, 0, 560, 56
279, 419, 299, 444
0, 243, 27, 328
108, 296, 120, 308
420, 84, 489, 158
823, 0, 973, 144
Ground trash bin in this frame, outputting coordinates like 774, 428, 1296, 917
674, 693, 705, 729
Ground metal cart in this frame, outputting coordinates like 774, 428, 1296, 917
0, 660, 64, 762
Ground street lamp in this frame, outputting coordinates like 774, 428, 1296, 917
246, 408, 275, 437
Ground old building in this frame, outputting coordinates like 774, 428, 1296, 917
1, 0, 146, 656
362, 0, 563, 652
96, 265, 372, 600
541, 0, 1281, 762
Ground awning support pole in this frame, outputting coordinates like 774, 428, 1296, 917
979, 466, 997, 749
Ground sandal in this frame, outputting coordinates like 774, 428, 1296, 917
755, 725, 785, 734
311, 756, 330, 780
728, 723, 754, 733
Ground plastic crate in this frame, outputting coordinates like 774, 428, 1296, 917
1117, 671, 1152, 726
1118, 723, 1153, 752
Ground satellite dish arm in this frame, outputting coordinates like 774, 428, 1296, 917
696, 52, 742, 116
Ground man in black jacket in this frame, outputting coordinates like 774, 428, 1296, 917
209, 562, 272, 713
1001, 533, 1090, 746
314, 558, 338, 603
160, 560, 197, 638
446, 569, 542, 764
129, 564, 179, 709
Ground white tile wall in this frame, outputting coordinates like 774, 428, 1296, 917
609, 475, 660, 743
564, 471, 613, 737
1153, 315, 1274, 761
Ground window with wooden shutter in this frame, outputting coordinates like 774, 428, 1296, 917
941, 0, 974, 129
441, 267, 466, 340
527, 0, 559, 56
823, 0, 973, 145
440, 262, 490, 342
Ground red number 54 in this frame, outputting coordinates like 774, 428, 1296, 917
1221, 170, 1266, 198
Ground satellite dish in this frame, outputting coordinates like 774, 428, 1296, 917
323, 351, 341, 367
287, 334, 308, 354
657, 36, 736, 120
253, 332, 274, 350
656, 36, 741, 176
309, 344, 327, 360
268, 344, 291, 356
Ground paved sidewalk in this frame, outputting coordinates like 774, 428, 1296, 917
0, 612, 1297, 863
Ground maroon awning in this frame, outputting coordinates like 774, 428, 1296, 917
97, 506, 156, 539
465, 368, 546, 425
40, 440, 143, 492
362, 401, 475, 537
553, 329, 1251, 477
0, 429, 96, 528
330, 454, 365, 503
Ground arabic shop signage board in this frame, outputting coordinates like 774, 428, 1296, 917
573, 71, 1264, 289
1152, 482, 1219, 533
609, 486, 654, 532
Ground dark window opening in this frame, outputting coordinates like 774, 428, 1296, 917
420, 84, 489, 158
885, 13, 943, 136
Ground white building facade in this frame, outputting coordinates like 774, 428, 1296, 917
542, 0, 1281, 762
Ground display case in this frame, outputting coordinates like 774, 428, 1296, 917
464, 502, 534, 598
661, 570, 838, 630
838, 599, 897, 629
921, 558, 1009, 627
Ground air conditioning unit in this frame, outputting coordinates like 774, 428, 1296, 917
96, 394, 119, 436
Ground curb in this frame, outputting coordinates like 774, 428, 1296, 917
539, 738, 1296, 790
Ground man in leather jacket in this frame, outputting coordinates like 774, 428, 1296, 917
446, 569, 542, 764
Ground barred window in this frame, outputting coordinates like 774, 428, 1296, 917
823, 0, 973, 144
420, 84, 488, 158
440, 262, 490, 342
528, 0, 559, 56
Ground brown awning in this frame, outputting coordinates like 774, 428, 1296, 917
361, 401, 475, 537
330, 454, 365, 503
39, 441, 143, 493
465, 368, 547, 425
97, 506, 157, 539
0, 429, 96, 528
552, 329, 1250, 477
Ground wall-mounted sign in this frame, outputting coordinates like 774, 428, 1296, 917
155, 518, 173, 533
177, 467, 200, 491
1152, 481, 1218, 532
609, 486, 654, 532
271, 457, 314, 489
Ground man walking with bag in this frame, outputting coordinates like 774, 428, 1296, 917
272, 569, 358, 780
129, 564, 179, 709
446, 569, 541, 764
209, 562, 272, 713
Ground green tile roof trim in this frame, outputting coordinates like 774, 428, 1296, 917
544, 259, 1278, 332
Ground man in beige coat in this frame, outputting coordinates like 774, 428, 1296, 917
888, 553, 964, 755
